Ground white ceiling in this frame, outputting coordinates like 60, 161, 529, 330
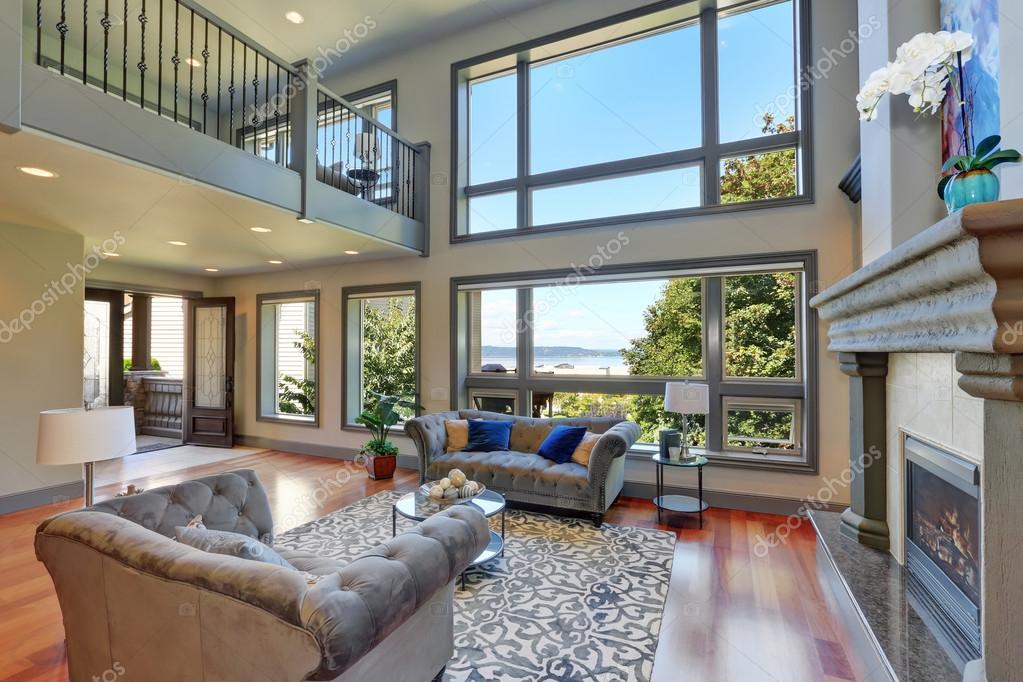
194, 0, 553, 76
0, 129, 417, 276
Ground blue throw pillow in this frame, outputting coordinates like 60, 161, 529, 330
465, 419, 513, 452
537, 425, 589, 464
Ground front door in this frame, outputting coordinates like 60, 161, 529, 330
184, 297, 235, 446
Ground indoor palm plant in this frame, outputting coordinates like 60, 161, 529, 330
856, 30, 1019, 213
355, 391, 420, 479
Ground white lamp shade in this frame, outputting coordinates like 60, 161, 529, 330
36, 406, 137, 466
355, 132, 378, 163
664, 382, 709, 415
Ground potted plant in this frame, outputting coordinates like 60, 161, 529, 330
355, 392, 420, 480
856, 30, 1020, 213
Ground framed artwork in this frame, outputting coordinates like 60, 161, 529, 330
941, 0, 1000, 161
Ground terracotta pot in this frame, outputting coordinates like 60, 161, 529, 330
365, 454, 397, 480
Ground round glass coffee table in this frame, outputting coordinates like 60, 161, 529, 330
392, 489, 506, 588
653, 453, 709, 527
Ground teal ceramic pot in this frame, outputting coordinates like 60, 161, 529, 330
944, 169, 1000, 214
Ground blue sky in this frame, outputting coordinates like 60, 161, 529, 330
467, 0, 796, 233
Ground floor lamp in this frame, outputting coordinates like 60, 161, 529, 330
37, 406, 137, 506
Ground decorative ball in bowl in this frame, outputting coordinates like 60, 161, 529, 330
420, 469, 486, 504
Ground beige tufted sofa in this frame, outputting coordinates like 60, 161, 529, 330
405, 410, 641, 526
35, 469, 489, 682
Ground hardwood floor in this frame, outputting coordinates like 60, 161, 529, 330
0, 448, 860, 682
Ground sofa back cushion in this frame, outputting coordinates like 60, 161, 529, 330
88, 469, 275, 543
510, 422, 553, 453
458, 410, 623, 435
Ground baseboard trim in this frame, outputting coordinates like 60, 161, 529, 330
0, 480, 83, 515
621, 481, 847, 516
235, 435, 420, 472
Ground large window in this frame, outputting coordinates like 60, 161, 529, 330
343, 284, 420, 425
452, 0, 809, 239
257, 292, 318, 424
452, 253, 816, 471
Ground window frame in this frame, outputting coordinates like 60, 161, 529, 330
344, 80, 398, 131
341, 282, 422, 429
450, 0, 813, 242
449, 250, 818, 473
255, 290, 320, 427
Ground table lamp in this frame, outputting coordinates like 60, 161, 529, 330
663, 382, 709, 459
37, 406, 137, 506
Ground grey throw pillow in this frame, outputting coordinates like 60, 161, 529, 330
175, 526, 296, 570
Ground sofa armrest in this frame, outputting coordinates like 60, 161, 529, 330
404, 412, 459, 482
587, 421, 641, 484
300, 504, 489, 680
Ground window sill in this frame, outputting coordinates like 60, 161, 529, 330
256, 414, 319, 427
625, 444, 816, 474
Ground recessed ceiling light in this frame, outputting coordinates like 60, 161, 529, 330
268, 260, 283, 264
167, 240, 188, 246
284, 10, 305, 24
102, 252, 120, 257
250, 226, 272, 233
17, 166, 58, 178
344, 250, 360, 255
185, 57, 202, 68
205, 267, 219, 272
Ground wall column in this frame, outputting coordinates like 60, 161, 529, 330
838, 352, 889, 550
130, 294, 152, 371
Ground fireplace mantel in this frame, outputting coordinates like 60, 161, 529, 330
809, 199, 1023, 682
811, 198, 1023, 357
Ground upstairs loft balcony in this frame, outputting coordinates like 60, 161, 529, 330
1, 0, 429, 256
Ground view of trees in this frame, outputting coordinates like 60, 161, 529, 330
720, 114, 798, 204
360, 297, 417, 418
278, 330, 316, 416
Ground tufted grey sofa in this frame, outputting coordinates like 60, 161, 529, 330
405, 411, 641, 526
35, 469, 490, 682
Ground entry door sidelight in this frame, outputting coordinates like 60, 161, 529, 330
184, 297, 235, 446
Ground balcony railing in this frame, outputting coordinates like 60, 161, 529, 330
29, 0, 425, 226
315, 87, 419, 220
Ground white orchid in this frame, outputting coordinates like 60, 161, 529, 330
856, 30, 975, 122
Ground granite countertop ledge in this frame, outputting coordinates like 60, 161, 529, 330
809, 510, 960, 681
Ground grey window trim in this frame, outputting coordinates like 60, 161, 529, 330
343, 79, 398, 131
449, 0, 813, 242
450, 250, 819, 474
341, 281, 422, 430
256, 290, 320, 427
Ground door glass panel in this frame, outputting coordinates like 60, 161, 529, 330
194, 305, 227, 409
83, 300, 110, 408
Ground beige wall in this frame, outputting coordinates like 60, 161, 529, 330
885, 352, 984, 563
208, 0, 862, 503
0, 223, 85, 498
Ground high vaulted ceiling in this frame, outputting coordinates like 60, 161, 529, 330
194, 0, 552, 76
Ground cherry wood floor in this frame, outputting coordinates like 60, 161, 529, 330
0, 448, 862, 682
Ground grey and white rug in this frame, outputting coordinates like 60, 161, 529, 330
275, 491, 675, 682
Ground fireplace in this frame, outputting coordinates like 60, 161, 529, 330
904, 436, 981, 667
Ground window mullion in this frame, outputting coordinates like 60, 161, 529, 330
517, 287, 532, 414
516, 59, 530, 230
700, 6, 720, 207
705, 276, 724, 452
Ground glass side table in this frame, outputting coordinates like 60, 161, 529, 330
653, 453, 709, 528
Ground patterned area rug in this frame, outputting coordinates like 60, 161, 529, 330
275, 491, 675, 682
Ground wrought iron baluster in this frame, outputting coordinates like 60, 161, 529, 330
285, 71, 291, 164
240, 44, 246, 151
216, 28, 222, 141
157, 0, 163, 115
82, 0, 88, 84
172, 1, 179, 122
201, 19, 209, 132
57, 0, 67, 76
274, 64, 281, 165
122, 0, 127, 100
251, 54, 259, 156
228, 37, 235, 142
35, 0, 41, 67
188, 8, 194, 128
101, 0, 110, 92
263, 56, 269, 159
138, 0, 147, 109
